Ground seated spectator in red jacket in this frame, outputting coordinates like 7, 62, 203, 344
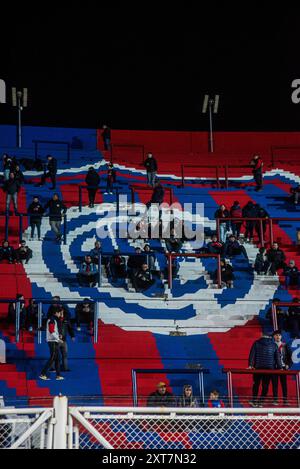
0, 240, 16, 263
284, 260, 300, 289
207, 235, 224, 255
266, 243, 286, 275
207, 390, 225, 408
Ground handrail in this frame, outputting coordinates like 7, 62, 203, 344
110, 143, 145, 164
223, 368, 300, 408
78, 185, 122, 212
271, 301, 300, 332
130, 184, 174, 205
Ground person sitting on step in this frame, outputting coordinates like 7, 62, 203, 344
283, 260, 300, 289
214, 259, 235, 288
0, 240, 16, 264
108, 249, 127, 282
266, 242, 286, 275
206, 234, 224, 255
78, 255, 99, 287
132, 263, 155, 292
15, 240, 33, 264
254, 247, 269, 275
224, 235, 248, 259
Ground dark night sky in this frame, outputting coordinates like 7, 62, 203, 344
1, 6, 300, 131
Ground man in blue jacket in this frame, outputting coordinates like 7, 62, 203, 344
248, 333, 281, 407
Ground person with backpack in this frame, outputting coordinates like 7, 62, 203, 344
230, 201, 243, 239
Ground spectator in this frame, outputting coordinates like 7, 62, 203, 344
230, 201, 243, 239
25, 298, 39, 332
266, 243, 286, 275
250, 154, 264, 191
101, 125, 111, 151
177, 384, 199, 408
207, 235, 224, 255
132, 263, 155, 292
207, 390, 225, 408
85, 167, 100, 208
75, 299, 95, 332
46, 296, 71, 321
266, 298, 286, 331
291, 185, 300, 205
248, 333, 281, 407
7, 294, 26, 328
57, 306, 75, 372
147, 382, 175, 407
286, 298, 300, 338
4, 172, 20, 214
104, 163, 116, 195
28, 196, 44, 240
165, 228, 183, 253
0, 240, 15, 263
143, 244, 156, 272
78, 255, 98, 287
145, 180, 165, 213
44, 193, 67, 242
144, 153, 158, 187
254, 204, 269, 244
39, 309, 64, 381
215, 259, 235, 288
13, 165, 25, 186
127, 247, 146, 279
271, 330, 293, 406
242, 201, 257, 242
284, 260, 300, 289
15, 240, 32, 264
39, 155, 57, 190
90, 240, 104, 265
254, 247, 269, 275
109, 249, 127, 281
224, 235, 248, 259
214, 205, 230, 243
3, 154, 12, 181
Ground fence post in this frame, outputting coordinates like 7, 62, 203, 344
225, 165, 229, 189
269, 218, 274, 245
216, 218, 220, 241
38, 302, 43, 345
168, 253, 173, 291
259, 219, 264, 248
98, 254, 102, 287
78, 186, 82, 213
94, 302, 99, 344
217, 255, 221, 289
216, 166, 220, 188
63, 214, 67, 245
15, 300, 21, 343
53, 396, 68, 449
5, 212, 9, 240
227, 371, 234, 408
181, 165, 185, 188
19, 214, 23, 242
272, 303, 278, 331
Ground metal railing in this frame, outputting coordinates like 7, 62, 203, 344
130, 184, 174, 205
110, 143, 145, 164
223, 368, 300, 409
78, 185, 122, 212
33, 139, 71, 164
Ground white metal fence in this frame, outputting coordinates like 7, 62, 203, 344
1, 397, 300, 449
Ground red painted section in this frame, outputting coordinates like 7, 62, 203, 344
93, 322, 169, 406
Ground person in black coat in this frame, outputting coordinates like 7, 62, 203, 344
127, 247, 146, 280
75, 299, 95, 332
39, 155, 57, 189
230, 201, 243, 239
25, 298, 39, 331
28, 196, 44, 240
250, 154, 264, 191
13, 165, 25, 186
271, 330, 293, 405
7, 294, 26, 328
284, 260, 300, 289
132, 264, 155, 292
44, 194, 67, 242
147, 382, 176, 407
215, 259, 235, 288
144, 153, 158, 187
242, 201, 257, 242
224, 235, 248, 259
0, 240, 16, 263
101, 125, 111, 151
15, 240, 33, 264
248, 334, 281, 406
4, 172, 20, 214
214, 205, 230, 243
266, 243, 286, 275
254, 204, 269, 244
85, 167, 100, 207
146, 181, 165, 210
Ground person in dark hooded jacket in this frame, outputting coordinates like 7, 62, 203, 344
254, 204, 269, 244
85, 167, 100, 208
248, 334, 281, 407
242, 201, 257, 242
230, 201, 243, 239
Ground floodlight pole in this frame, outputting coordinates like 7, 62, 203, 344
208, 99, 214, 153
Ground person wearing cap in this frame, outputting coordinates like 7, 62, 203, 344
39, 154, 57, 190
75, 299, 95, 332
28, 196, 44, 240
85, 167, 100, 208
177, 385, 199, 408
15, 240, 33, 264
248, 332, 281, 407
271, 330, 293, 406
144, 153, 158, 187
147, 382, 175, 407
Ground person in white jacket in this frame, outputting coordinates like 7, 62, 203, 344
39, 309, 64, 381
